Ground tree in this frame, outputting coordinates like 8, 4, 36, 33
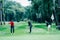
4, 0, 25, 22
0, 0, 3, 25
28, 0, 53, 23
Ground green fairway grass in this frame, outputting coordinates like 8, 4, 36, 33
0, 22, 60, 40
0, 22, 60, 36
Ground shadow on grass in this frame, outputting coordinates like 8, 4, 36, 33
16, 25, 27, 29
34, 25, 47, 31
0, 25, 7, 31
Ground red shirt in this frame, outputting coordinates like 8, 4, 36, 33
9, 21, 14, 26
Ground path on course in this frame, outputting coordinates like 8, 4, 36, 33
0, 35, 60, 40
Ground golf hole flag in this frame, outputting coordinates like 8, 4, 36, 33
51, 14, 54, 21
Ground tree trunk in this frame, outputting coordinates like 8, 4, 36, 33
3, 14, 5, 25
0, 13, 2, 25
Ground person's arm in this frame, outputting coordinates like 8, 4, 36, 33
9, 22, 11, 24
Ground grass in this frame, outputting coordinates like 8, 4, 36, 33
0, 22, 59, 35
0, 22, 60, 40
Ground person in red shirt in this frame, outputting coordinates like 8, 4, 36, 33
9, 20, 14, 33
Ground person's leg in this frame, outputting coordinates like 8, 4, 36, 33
11, 26, 12, 33
48, 25, 51, 31
13, 26, 14, 33
30, 25, 32, 33
30, 27, 31, 33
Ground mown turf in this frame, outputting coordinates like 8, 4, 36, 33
0, 22, 60, 36
0, 22, 60, 40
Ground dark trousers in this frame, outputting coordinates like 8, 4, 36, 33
29, 25, 32, 33
46, 23, 48, 27
11, 26, 14, 33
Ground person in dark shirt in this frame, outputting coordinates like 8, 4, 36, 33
9, 20, 14, 33
45, 20, 51, 31
45, 20, 49, 27
28, 20, 32, 33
